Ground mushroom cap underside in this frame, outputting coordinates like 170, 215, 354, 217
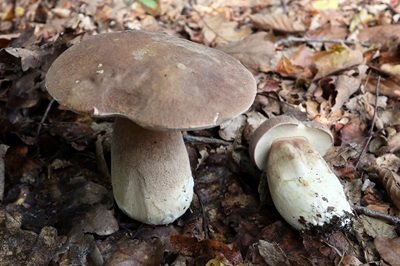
249, 116, 333, 170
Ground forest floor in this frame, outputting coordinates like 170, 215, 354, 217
1, 0, 400, 265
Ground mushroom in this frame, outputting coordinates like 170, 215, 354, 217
45, 30, 257, 225
249, 116, 352, 231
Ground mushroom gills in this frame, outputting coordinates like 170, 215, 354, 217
265, 137, 352, 231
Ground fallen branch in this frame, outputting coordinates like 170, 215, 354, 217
276, 36, 370, 47
183, 135, 231, 146
352, 204, 400, 224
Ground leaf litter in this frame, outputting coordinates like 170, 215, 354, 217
1, 0, 400, 265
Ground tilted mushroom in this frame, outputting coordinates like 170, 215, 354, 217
249, 116, 352, 231
46, 30, 257, 225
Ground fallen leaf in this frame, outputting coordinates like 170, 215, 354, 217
381, 63, 400, 77
388, 132, 400, 153
377, 168, 400, 209
374, 236, 400, 266
376, 154, 400, 172
250, 13, 306, 33
218, 32, 276, 73
358, 24, 400, 46
353, 214, 397, 239
218, 114, 246, 141
202, 12, 251, 45
367, 77, 400, 100
80, 205, 119, 236
312, 45, 363, 80
105, 238, 164, 266
170, 235, 243, 265
257, 240, 288, 266
331, 75, 361, 112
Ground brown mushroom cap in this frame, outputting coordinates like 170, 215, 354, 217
45, 30, 257, 130
249, 116, 334, 170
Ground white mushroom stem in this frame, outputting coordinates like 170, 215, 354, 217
265, 137, 352, 230
111, 117, 194, 225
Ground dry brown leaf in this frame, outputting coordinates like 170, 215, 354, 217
374, 237, 400, 266
257, 240, 287, 266
376, 154, 400, 172
377, 168, 400, 209
250, 13, 306, 33
276, 56, 305, 77
306, 25, 348, 41
380, 64, 400, 77
388, 132, 400, 153
170, 235, 243, 265
202, 12, 251, 45
218, 32, 275, 73
312, 45, 363, 80
358, 24, 400, 46
331, 75, 361, 112
218, 114, 246, 141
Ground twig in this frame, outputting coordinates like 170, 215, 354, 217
276, 36, 370, 47
36, 99, 55, 136
355, 76, 380, 169
352, 204, 400, 224
183, 134, 231, 146
194, 186, 209, 239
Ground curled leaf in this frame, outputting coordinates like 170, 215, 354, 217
378, 168, 400, 209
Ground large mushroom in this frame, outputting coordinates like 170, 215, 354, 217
250, 116, 352, 231
46, 30, 256, 225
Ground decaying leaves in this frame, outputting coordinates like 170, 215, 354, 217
218, 32, 276, 73
250, 13, 306, 33
377, 168, 400, 209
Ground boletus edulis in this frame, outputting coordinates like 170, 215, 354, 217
45, 30, 257, 225
250, 116, 352, 231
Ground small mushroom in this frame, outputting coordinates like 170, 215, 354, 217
249, 116, 352, 231
46, 31, 256, 225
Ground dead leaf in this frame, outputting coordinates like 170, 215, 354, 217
257, 240, 288, 266
312, 45, 363, 80
331, 75, 361, 112
250, 13, 306, 33
105, 238, 164, 266
374, 236, 400, 266
376, 154, 400, 172
218, 32, 275, 73
2, 47, 41, 71
377, 168, 400, 209
80, 205, 119, 236
170, 235, 243, 265
367, 77, 400, 100
202, 12, 251, 45
218, 114, 246, 141
276, 56, 306, 78
353, 214, 397, 239
388, 132, 400, 153
358, 24, 400, 46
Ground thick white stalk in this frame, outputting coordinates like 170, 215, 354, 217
266, 137, 352, 231
111, 117, 193, 225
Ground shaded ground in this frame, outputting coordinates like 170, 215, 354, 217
1, 0, 400, 265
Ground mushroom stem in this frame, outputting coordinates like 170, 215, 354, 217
265, 137, 352, 230
111, 117, 194, 225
